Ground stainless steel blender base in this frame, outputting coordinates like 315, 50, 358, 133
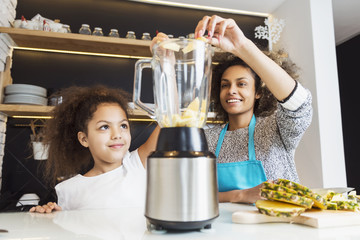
145, 128, 219, 231
146, 215, 218, 231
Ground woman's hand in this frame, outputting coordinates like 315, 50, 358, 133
29, 202, 62, 213
194, 15, 247, 56
150, 32, 169, 53
219, 183, 264, 203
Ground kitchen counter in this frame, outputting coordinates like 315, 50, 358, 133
0, 203, 359, 240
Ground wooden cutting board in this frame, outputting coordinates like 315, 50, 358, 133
232, 209, 360, 228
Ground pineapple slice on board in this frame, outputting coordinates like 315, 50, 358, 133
324, 190, 336, 201
331, 200, 359, 211
326, 202, 338, 210
274, 179, 312, 195
263, 182, 298, 195
330, 193, 360, 211
275, 179, 328, 209
260, 189, 314, 209
255, 199, 306, 217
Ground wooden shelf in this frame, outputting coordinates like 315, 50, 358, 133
0, 27, 153, 57
0, 104, 53, 117
0, 104, 220, 123
0, 104, 151, 119
0, 27, 224, 122
0, 27, 226, 60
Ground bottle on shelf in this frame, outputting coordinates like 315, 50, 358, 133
141, 32, 151, 40
79, 24, 91, 35
62, 24, 71, 33
126, 31, 136, 39
108, 29, 120, 38
92, 27, 104, 36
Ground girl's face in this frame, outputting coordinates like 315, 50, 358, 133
219, 65, 260, 117
78, 103, 131, 173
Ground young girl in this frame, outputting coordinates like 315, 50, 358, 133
195, 15, 313, 203
30, 85, 159, 213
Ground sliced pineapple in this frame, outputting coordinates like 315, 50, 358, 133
329, 192, 359, 211
331, 200, 359, 211
182, 42, 195, 54
260, 189, 314, 209
162, 42, 181, 52
255, 199, 306, 217
159, 97, 207, 127
196, 36, 208, 42
323, 190, 336, 202
307, 192, 328, 210
263, 182, 298, 195
275, 179, 327, 209
326, 202, 337, 210
348, 191, 359, 202
274, 179, 311, 196
182, 37, 208, 54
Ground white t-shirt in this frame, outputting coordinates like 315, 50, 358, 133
55, 149, 146, 210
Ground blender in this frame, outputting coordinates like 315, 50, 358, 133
133, 38, 219, 231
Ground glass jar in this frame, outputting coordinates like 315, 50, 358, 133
62, 24, 71, 33
187, 33, 195, 39
108, 29, 120, 38
79, 24, 91, 35
141, 32, 151, 40
126, 31, 136, 39
92, 27, 104, 36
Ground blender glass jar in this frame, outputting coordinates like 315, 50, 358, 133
134, 38, 213, 128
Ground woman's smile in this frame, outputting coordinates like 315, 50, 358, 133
226, 98, 243, 103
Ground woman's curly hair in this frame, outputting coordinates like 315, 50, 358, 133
211, 50, 299, 122
42, 85, 130, 187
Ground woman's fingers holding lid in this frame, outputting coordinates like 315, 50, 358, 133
195, 15, 211, 38
206, 15, 226, 38
150, 32, 169, 52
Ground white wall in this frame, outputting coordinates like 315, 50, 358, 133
273, 0, 346, 188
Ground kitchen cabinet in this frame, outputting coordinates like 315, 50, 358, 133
0, 27, 223, 122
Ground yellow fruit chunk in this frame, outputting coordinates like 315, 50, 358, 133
183, 37, 208, 54
159, 98, 208, 128
256, 199, 306, 217
182, 42, 195, 54
196, 36, 208, 42
162, 42, 180, 52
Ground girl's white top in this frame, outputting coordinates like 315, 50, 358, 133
55, 149, 146, 210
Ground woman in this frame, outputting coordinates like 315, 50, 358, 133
151, 15, 312, 204
196, 15, 312, 203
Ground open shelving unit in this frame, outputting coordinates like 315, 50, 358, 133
0, 27, 222, 122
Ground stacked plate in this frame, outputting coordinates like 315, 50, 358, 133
4, 84, 48, 106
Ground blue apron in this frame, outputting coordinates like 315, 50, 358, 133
215, 114, 267, 192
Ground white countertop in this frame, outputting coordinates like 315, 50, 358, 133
0, 203, 360, 240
